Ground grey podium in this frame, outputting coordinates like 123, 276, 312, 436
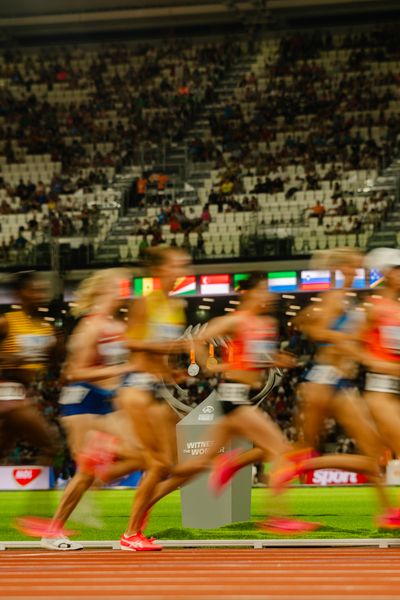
176, 391, 252, 529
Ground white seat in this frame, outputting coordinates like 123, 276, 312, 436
119, 245, 128, 260
214, 242, 223, 256
204, 242, 214, 256
189, 232, 198, 246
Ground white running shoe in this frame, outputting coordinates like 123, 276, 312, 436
41, 536, 84, 551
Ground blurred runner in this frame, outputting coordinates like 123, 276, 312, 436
286, 248, 393, 524
210, 250, 395, 527
16, 269, 146, 550
138, 272, 320, 535
117, 247, 190, 551
0, 271, 58, 469
361, 248, 400, 527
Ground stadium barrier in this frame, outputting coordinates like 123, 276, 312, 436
386, 460, 400, 485
0, 466, 54, 490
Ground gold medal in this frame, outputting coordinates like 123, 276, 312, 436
206, 343, 218, 369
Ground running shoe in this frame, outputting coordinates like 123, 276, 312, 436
14, 516, 77, 538
137, 510, 157, 542
269, 447, 318, 494
376, 508, 400, 530
120, 532, 163, 552
259, 517, 321, 535
77, 431, 118, 477
209, 449, 241, 496
41, 536, 84, 551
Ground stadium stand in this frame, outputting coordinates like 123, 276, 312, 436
0, 39, 247, 267
1, 27, 400, 268
102, 28, 400, 262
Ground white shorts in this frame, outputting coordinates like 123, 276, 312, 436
217, 383, 251, 405
305, 365, 341, 386
0, 382, 26, 402
365, 373, 400, 395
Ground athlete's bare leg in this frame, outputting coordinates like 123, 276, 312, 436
118, 388, 175, 536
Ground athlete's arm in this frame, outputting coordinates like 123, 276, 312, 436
0, 315, 9, 341
303, 292, 349, 344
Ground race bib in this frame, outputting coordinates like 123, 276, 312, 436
0, 382, 25, 401
59, 386, 89, 405
98, 341, 129, 366
17, 334, 54, 362
306, 365, 340, 386
246, 340, 277, 365
380, 326, 400, 354
150, 323, 184, 341
218, 383, 250, 405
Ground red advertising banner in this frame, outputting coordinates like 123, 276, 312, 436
303, 469, 368, 486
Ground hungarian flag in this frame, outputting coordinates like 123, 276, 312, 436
300, 270, 331, 291
200, 274, 230, 295
170, 276, 196, 296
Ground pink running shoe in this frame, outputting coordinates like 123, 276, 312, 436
270, 448, 319, 494
259, 517, 321, 535
77, 431, 118, 477
15, 516, 77, 538
376, 508, 400, 530
138, 510, 157, 542
120, 532, 163, 552
209, 449, 242, 496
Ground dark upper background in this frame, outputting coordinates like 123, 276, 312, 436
2, 1, 400, 45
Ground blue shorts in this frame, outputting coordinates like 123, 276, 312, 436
58, 383, 115, 416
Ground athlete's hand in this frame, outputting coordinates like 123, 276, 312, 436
166, 339, 191, 355
274, 352, 297, 369
363, 355, 400, 377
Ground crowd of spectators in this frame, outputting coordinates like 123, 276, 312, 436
195, 29, 400, 173
183, 28, 400, 247
0, 39, 245, 176
308, 190, 391, 229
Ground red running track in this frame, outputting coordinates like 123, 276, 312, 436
1, 548, 400, 600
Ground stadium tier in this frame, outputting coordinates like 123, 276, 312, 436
94, 29, 400, 264
1, 28, 399, 267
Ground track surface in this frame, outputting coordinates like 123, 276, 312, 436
1, 548, 400, 599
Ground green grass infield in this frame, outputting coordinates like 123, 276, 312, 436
1, 487, 400, 541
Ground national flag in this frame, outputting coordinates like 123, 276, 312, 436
119, 278, 132, 299
233, 273, 249, 291
335, 269, 366, 289
267, 271, 297, 293
300, 270, 331, 291
170, 276, 196, 296
370, 269, 384, 288
200, 274, 230, 295
133, 277, 161, 296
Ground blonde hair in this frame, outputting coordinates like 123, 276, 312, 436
72, 268, 131, 317
309, 247, 361, 270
